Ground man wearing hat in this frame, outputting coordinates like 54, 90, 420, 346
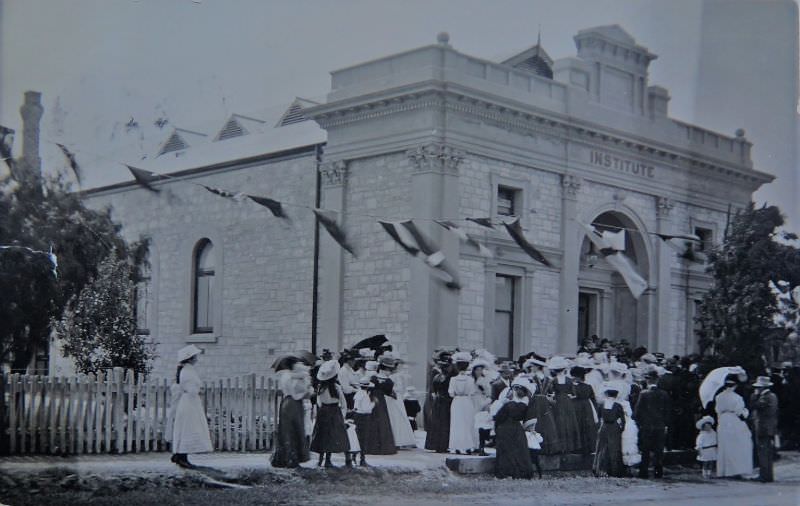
491, 362, 515, 401
750, 376, 779, 482
634, 370, 671, 478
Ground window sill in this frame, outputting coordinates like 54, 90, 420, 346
186, 333, 218, 344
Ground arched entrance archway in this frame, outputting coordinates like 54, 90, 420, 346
577, 210, 651, 349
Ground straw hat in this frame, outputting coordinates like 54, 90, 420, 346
695, 415, 715, 430
523, 357, 547, 369
511, 376, 536, 395
317, 360, 340, 381
177, 345, 203, 363
752, 376, 773, 388
365, 360, 379, 372
469, 358, 492, 372
609, 361, 628, 374
547, 356, 570, 371
358, 376, 375, 388
452, 351, 472, 363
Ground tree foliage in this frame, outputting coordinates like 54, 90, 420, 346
0, 170, 145, 371
696, 204, 800, 373
57, 252, 155, 375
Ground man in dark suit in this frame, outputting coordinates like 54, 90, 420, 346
490, 362, 515, 401
750, 376, 779, 482
634, 371, 671, 478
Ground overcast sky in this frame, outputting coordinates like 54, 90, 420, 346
1, 0, 798, 227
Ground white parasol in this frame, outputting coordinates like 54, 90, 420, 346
699, 366, 745, 408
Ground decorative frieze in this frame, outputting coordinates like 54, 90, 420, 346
561, 173, 582, 199
656, 196, 674, 217
320, 160, 348, 187
406, 143, 465, 174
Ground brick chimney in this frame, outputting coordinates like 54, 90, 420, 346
19, 90, 43, 175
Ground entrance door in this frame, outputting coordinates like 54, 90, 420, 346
577, 291, 598, 346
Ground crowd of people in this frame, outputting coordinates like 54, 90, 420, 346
165, 339, 799, 483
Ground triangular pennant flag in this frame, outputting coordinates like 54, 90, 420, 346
503, 217, 552, 267
126, 165, 161, 193
201, 184, 245, 201
379, 221, 420, 256
603, 252, 648, 299
436, 220, 493, 258
313, 209, 357, 258
653, 232, 701, 254
466, 217, 495, 229
247, 195, 287, 219
56, 143, 82, 184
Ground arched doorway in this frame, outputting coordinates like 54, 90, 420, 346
577, 211, 651, 348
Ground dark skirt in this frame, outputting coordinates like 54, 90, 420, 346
363, 393, 397, 455
552, 392, 581, 453
352, 412, 373, 452
495, 421, 534, 479
271, 397, 309, 468
527, 395, 562, 455
594, 422, 624, 477
573, 399, 598, 455
310, 403, 349, 454
424, 396, 452, 452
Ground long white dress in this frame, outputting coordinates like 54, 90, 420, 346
384, 372, 417, 447
715, 389, 753, 477
171, 364, 213, 454
448, 373, 477, 451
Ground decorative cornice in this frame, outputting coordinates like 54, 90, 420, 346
306, 87, 769, 186
406, 143, 464, 174
656, 196, 675, 217
561, 173, 582, 199
320, 160, 348, 186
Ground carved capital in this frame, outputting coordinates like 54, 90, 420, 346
320, 160, 347, 186
561, 173, 582, 199
406, 143, 464, 174
656, 196, 674, 217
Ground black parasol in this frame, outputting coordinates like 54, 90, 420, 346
352, 334, 389, 351
271, 350, 317, 372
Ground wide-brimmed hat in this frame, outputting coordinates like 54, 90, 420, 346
365, 360, 379, 371
523, 357, 547, 369
601, 382, 619, 396
469, 358, 492, 372
574, 356, 595, 369
511, 376, 536, 395
452, 351, 472, 364
317, 360, 340, 381
177, 345, 203, 363
358, 376, 375, 388
752, 376, 773, 388
695, 415, 715, 430
640, 353, 658, 364
547, 356, 570, 371
379, 355, 398, 369
609, 361, 628, 374
358, 348, 375, 359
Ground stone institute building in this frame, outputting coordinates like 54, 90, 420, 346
79, 25, 772, 386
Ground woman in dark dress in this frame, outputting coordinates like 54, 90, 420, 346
424, 362, 454, 453
593, 386, 626, 477
310, 361, 350, 467
271, 363, 311, 468
524, 359, 562, 455
546, 357, 581, 454
363, 364, 397, 455
571, 366, 598, 455
492, 378, 534, 479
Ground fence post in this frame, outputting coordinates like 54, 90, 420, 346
111, 367, 125, 453
245, 373, 255, 451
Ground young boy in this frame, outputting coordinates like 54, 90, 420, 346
694, 416, 717, 479
523, 418, 544, 478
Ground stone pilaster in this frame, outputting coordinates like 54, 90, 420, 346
406, 143, 463, 388
558, 173, 582, 353
317, 160, 348, 354
654, 196, 674, 352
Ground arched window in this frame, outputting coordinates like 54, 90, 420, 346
193, 239, 215, 333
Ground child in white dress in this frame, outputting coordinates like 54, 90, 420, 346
695, 416, 718, 479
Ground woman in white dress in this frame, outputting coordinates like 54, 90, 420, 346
379, 355, 417, 448
169, 345, 213, 468
448, 352, 477, 453
715, 376, 753, 478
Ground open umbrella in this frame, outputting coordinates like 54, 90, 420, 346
352, 334, 389, 351
271, 350, 317, 372
698, 366, 745, 408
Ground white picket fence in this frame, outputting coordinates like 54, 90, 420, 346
2, 368, 281, 455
